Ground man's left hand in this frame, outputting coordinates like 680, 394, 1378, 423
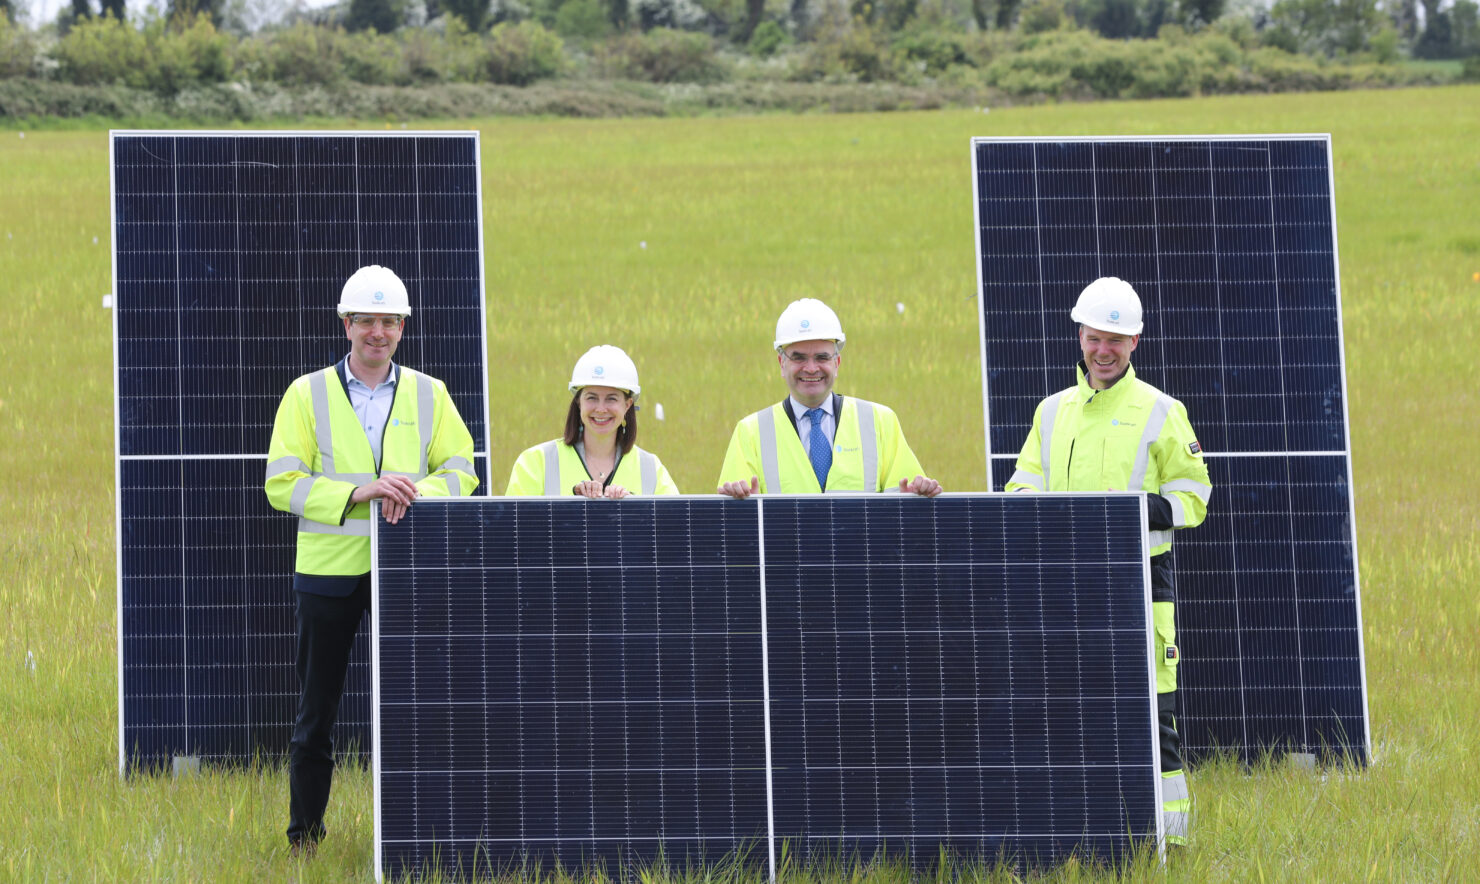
900, 476, 942, 497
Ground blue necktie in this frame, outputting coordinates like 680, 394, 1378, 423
804, 407, 832, 490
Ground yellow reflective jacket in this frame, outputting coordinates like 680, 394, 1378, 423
1006, 362, 1211, 555
505, 440, 679, 496
265, 360, 478, 579
716, 395, 926, 493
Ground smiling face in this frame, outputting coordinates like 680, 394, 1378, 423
343, 312, 404, 376
578, 385, 633, 439
1079, 325, 1138, 390
778, 339, 840, 408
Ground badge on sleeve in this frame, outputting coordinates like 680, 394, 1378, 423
1165, 645, 1178, 661
1188, 441, 1202, 455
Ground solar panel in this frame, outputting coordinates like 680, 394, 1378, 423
112, 131, 492, 772
971, 136, 1370, 764
373, 495, 1161, 880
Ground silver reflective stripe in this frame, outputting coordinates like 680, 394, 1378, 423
415, 373, 434, 476
542, 440, 561, 495
1008, 469, 1044, 491
1166, 493, 1187, 527
309, 370, 336, 475
1162, 771, 1189, 804
1165, 810, 1188, 840
1161, 478, 1212, 503
1128, 394, 1174, 491
298, 517, 372, 537
266, 456, 310, 479
853, 399, 877, 492
1039, 390, 1066, 487
756, 408, 781, 493
288, 476, 315, 516
1149, 529, 1173, 548
444, 474, 460, 496
380, 470, 425, 482
441, 456, 474, 476
640, 451, 657, 495
330, 471, 376, 483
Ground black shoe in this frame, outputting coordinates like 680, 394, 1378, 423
289, 839, 319, 861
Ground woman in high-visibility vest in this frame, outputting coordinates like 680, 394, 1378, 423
505, 346, 679, 497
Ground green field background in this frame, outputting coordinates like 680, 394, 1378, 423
1, 87, 1478, 881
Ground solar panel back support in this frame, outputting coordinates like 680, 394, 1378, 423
971, 135, 1371, 766
111, 130, 494, 773
372, 494, 1164, 881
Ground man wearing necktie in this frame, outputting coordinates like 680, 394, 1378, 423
716, 298, 942, 498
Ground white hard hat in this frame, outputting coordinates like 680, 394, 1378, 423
774, 298, 846, 351
569, 345, 640, 396
337, 265, 411, 317
1071, 277, 1142, 335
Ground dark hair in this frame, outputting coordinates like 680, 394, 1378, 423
563, 390, 638, 455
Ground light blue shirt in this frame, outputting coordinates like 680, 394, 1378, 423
790, 395, 835, 459
345, 361, 398, 466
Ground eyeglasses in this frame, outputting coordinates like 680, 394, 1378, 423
785, 351, 835, 365
349, 314, 404, 330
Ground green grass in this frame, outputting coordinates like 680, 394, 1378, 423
2, 85, 1479, 881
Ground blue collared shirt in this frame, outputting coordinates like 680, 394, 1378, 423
345, 362, 398, 466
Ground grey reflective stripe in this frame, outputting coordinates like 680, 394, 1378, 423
1165, 810, 1188, 840
444, 474, 461, 497
1165, 493, 1187, 528
1039, 391, 1066, 487
1149, 529, 1173, 548
1161, 478, 1212, 503
756, 408, 781, 493
1008, 469, 1044, 491
640, 451, 657, 495
380, 470, 425, 482
853, 399, 877, 492
1128, 394, 1174, 491
415, 373, 434, 476
309, 370, 337, 475
329, 471, 376, 484
298, 517, 372, 537
441, 456, 475, 476
541, 440, 561, 495
266, 456, 310, 479
1162, 771, 1189, 804
288, 476, 315, 516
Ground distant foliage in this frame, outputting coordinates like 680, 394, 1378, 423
747, 20, 789, 58
54, 13, 232, 92
486, 20, 565, 84
0, 15, 37, 75
347, 0, 403, 33
598, 27, 726, 82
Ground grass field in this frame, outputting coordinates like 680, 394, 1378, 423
2, 85, 1479, 881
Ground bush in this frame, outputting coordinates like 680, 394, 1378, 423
258, 22, 346, 87
340, 28, 405, 84
891, 25, 972, 74
554, 0, 611, 39
0, 15, 39, 78
597, 27, 726, 83
486, 20, 565, 85
54, 13, 232, 92
747, 20, 788, 58
792, 22, 897, 82
54, 15, 151, 87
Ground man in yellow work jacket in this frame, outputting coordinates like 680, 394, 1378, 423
716, 298, 941, 498
1007, 277, 1211, 846
264, 265, 478, 856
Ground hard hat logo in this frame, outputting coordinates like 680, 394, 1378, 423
594, 366, 605, 376
1109, 310, 1120, 321
800, 319, 811, 330
373, 291, 385, 303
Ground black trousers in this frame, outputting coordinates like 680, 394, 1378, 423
286, 577, 371, 845
1159, 690, 1184, 773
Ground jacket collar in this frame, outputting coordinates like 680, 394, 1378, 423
1075, 359, 1136, 401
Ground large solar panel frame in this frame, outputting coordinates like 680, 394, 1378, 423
111, 130, 493, 773
372, 494, 1164, 880
970, 135, 1371, 765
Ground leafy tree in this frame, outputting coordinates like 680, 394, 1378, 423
1175, 0, 1221, 27
1, 0, 14, 24
100, 0, 126, 19
347, 0, 402, 31
169, 0, 226, 20
443, 0, 490, 28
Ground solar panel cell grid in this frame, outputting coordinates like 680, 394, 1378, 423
374, 495, 1160, 880
113, 131, 491, 770
974, 138, 1366, 764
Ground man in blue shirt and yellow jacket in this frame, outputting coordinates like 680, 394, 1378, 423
1007, 277, 1211, 845
716, 298, 941, 498
265, 265, 478, 855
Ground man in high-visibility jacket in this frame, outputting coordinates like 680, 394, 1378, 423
716, 298, 941, 498
1006, 277, 1211, 846
265, 265, 478, 856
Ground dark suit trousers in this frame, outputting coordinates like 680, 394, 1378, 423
286, 576, 370, 845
